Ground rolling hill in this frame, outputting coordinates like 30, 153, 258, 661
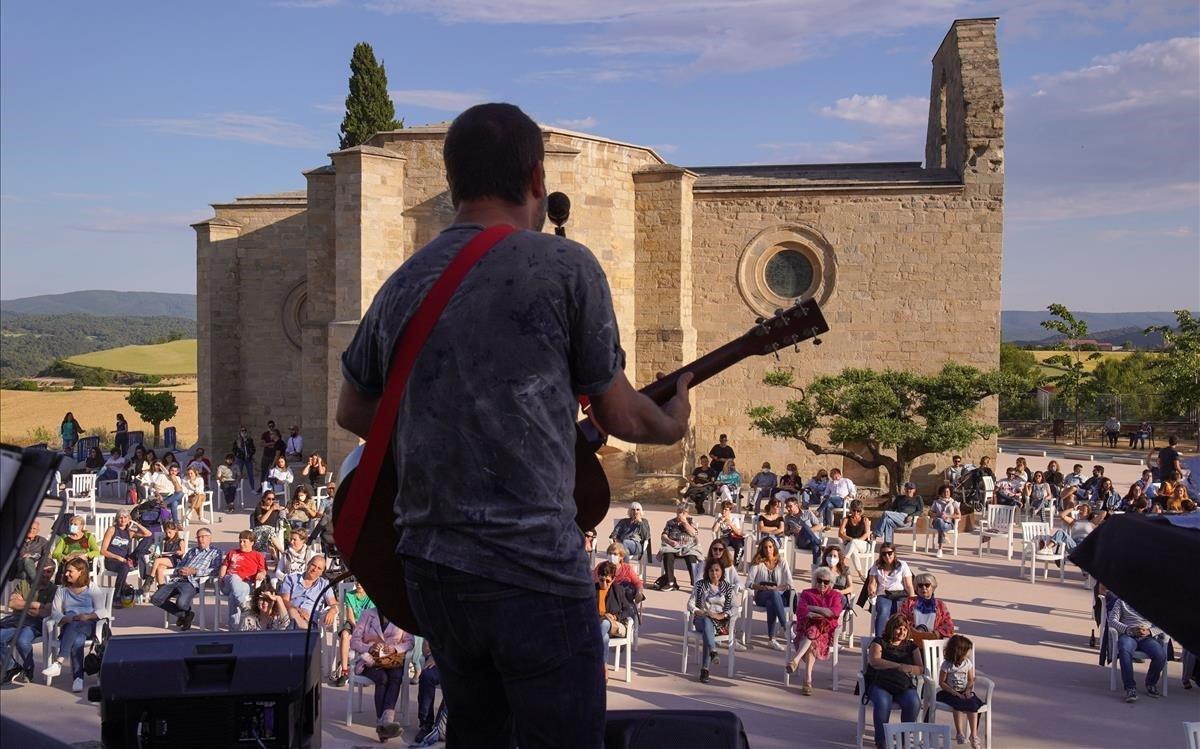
0, 314, 196, 379
65, 339, 197, 376
1001, 310, 1190, 344
0, 290, 196, 319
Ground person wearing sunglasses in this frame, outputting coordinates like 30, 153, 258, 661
898, 572, 955, 643
864, 543, 914, 638
785, 566, 844, 695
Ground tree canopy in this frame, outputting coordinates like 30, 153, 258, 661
126, 388, 178, 447
1040, 304, 1099, 442
747, 363, 1022, 492
1145, 310, 1200, 446
339, 42, 401, 149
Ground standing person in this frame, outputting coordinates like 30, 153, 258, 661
708, 434, 735, 479
233, 427, 256, 490
259, 427, 276, 486
1158, 435, 1183, 480
944, 456, 967, 490
335, 103, 691, 749
59, 412, 82, 453
113, 413, 129, 456
285, 425, 304, 462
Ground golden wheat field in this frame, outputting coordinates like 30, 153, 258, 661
0, 386, 197, 448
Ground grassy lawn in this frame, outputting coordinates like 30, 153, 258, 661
65, 338, 197, 376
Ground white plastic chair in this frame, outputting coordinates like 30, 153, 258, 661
98, 474, 125, 501
198, 491, 215, 524
681, 595, 739, 678
975, 505, 1015, 559
920, 515, 960, 556
42, 586, 114, 685
1104, 596, 1169, 695
856, 640, 931, 749
920, 639, 994, 748
159, 575, 218, 630
891, 516, 921, 553
606, 617, 635, 683
882, 723, 953, 749
741, 581, 794, 648
345, 646, 414, 727
608, 518, 650, 582
783, 610, 842, 691
91, 513, 116, 579
1185, 721, 1200, 749
1018, 522, 1065, 584
67, 474, 97, 518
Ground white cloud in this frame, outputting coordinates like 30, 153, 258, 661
819, 95, 929, 129
389, 89, 488, 112
552, 116, 598, 130
124, 113, 322, 149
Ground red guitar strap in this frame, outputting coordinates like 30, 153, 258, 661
337, 224, 517, 559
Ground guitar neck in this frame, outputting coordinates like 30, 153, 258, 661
639, 338, 752, 406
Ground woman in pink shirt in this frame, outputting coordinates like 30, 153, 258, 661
351, 607, 415, 740
785, 566, 844, 695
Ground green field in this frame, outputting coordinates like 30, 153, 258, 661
65, 338, 197, 375
1029, 349, 1152, 376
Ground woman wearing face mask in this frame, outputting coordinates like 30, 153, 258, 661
820, 545, 855, 612
593, 542, 644, 592
51, 516, 101, 573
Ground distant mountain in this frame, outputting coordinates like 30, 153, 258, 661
0, 291, 195, 319
0, 314, 196, 379
1001, 310, 1191, 344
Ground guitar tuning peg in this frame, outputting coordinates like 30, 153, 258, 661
813, 337, 823, 346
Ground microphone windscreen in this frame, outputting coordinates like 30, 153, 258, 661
547, 191, 570, 224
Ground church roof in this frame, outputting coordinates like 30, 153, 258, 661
689, 162, 962, 193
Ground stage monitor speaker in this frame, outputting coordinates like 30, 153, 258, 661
98, 630, 322, 748
605, 709, 749, 749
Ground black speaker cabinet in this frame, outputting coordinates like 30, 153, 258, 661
98, 630, 322, 748
605, 709, 750, 749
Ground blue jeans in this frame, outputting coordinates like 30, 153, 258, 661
220, 575, 253, 629
1049, 529, 1078, 553
819, 496, 846, 526
875, 512, 912, 543
417, 663, 441, 729
1116, 634, 1166, 691
754, 589, 788, 638
995, 492, 1022, 508
151, 579, 199, 616
693, 615, 717, 658
931, 518, 954, 546
96, 468, 119, 482
163, 491, 184, 524
618, 539, 641, 559
874, 595, 901, 637
58, 619, 95, 679
403, 557, 605, 749
236, 457, 254, 487
792, 522, 824, 564
0, 621, 41, 674
867, 684, 921, 748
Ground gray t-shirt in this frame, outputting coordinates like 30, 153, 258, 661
341, 224, 624, 599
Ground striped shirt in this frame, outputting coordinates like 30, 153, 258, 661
1107, 598, 1162, 637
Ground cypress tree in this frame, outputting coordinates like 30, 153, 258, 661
339, 42, 402, 149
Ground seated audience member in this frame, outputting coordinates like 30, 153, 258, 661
186, 448, 212, 483
711, 500, 747, 563
164, 464, 187, 524
1043, 460, 1064, 495
818, 468, 856, 526
1, 564, 56, 684
301, 453, 329, 489
937, 634, 986, 748
700, 540, 743, 592
216, 453, 239, 513
874, 482, 924, 544
97, 448, 126, 483
83, 446, 105, 474
865, 614, 924, 749
595, 561, 638, 654
276, 527, 317, 579
285, 485, 321, 532
1025, 471, 1053, 514
865, 543, 914, 638
1119, 483, 1145, 513
350, 604, 415, 740
1081, 465, 1106, 501
839, 500, 873, 581
746, 537, 793, 650
126, 446, 150, 486
280, 555, 339, 631
332, 581, 374, 687
151, 527, 220, 630
1093, 477, 1121, 512
993, 468, 1024, 508
414, 640, 442, 745
1163, 483, 1191, 513
654, 506, 701, 590
801, 469, 830, 507
610, 503, 651, 560
1063, 464, 1086, 491
898, 572, 955, 642
776, 463, 802, 501
218, 530, 268, 629
944, 456, 967, 491
1133, 469, 1158, 499
9, 520, 51, 585
41, 558, 107, 693
785, 566, 844, 694
239, 581, 292, 631
715, 459, 743, 505
583, 530, 597, 555
756, 497, 786, 548
50, 515, 101, 571
684, 456, 716, 514
927, 485, 961, 558
820, 545, 854, 612
252, 491, 285, 556
595, 542, 646, 592
749, 462, 778, 512
687, 559, 735, 684
783, 496, 825, 566
1107, 595, 1168, 702
1013, 457, 1032, 483
99, 508, 152, 605
268, 455, 294, 494
139, 460, 175, 514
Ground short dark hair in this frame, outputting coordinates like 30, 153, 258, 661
1169, 435, 1178, 445
598, 561, 617, 578
444, 103, 543, 206
881, 613, 908, 641
238, 530, 254, 541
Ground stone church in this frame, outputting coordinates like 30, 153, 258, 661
194, 18, 1004, 494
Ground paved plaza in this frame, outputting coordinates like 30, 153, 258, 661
2, 449, 1195, 748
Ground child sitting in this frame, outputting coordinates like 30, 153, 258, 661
937, 634, 986, 748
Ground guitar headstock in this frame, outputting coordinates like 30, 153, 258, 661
742, 299, 830, 357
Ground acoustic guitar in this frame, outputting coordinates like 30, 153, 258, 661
332, 299, 830, 634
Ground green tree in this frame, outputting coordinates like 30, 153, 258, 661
747, 363, 1021, 492
1040, 304, 1099, 444
125, 388, 178, 447
1145, 310, 1200, 448
999, 342, 1041, 390
339, 42, 401, 149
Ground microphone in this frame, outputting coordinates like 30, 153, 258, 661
547, 191, 570, 237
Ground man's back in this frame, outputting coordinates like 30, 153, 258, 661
341, 223, 623, 600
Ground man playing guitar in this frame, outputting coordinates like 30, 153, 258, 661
336, 103, 691, 748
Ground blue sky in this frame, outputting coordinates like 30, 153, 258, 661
2, 1, 1197, 312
